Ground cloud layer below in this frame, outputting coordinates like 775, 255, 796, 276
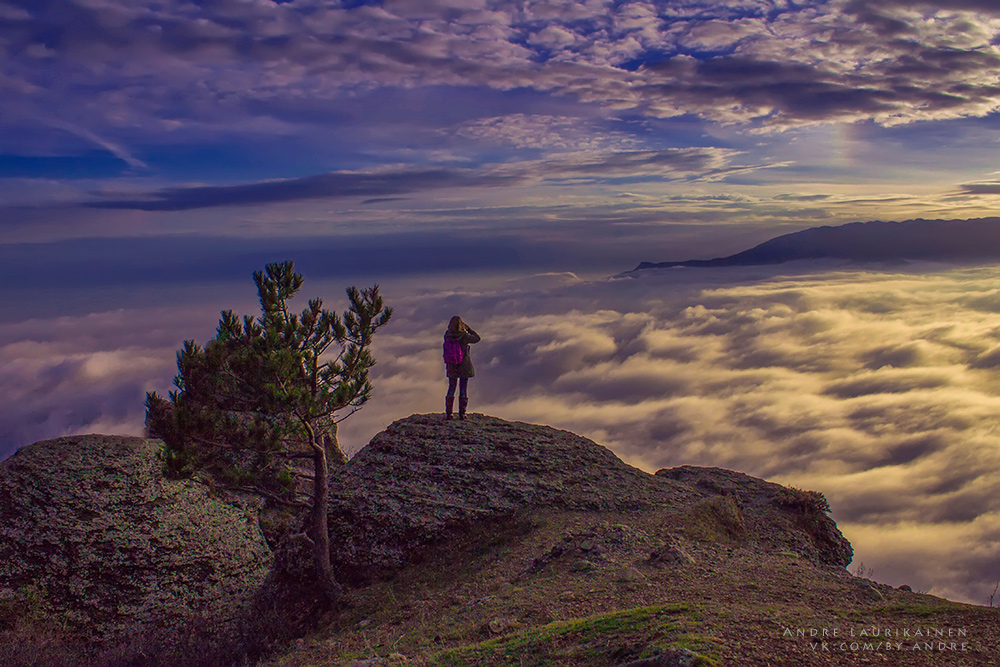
4, 261, 1000, 604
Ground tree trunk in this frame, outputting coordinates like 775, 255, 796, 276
322, 423, 347, 466
309, 433, 340, 601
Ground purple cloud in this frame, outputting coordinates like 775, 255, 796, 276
4, 0, 1000, 158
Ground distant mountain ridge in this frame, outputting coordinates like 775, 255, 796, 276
631, 217, 1000, 272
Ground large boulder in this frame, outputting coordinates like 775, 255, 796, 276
327, 414, 851, 578
0, 435, 273, 647
328, 413, 696, 576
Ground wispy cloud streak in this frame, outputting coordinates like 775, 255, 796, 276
85, 168, 526, 211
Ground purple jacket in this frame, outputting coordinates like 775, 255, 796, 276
444, 327, 481, 378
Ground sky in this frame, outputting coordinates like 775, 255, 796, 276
4, 0, 1000, 605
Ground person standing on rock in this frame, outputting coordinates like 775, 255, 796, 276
443, 315, 481, 420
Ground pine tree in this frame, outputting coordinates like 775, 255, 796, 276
145, 261, 392, 599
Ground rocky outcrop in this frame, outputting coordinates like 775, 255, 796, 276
327, 414, 852, 578
0, 435, 273, 646
329, 413, 701, 576
0, 415, 854, 663
656, 465, 853, 567
630, 217, 1000, 272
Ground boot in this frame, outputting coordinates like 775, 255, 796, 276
458, 396, 469, 420
445, 396, 454, 420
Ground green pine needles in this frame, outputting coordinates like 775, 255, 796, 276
145, 260, 392, 599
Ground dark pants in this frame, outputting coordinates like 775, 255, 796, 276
447, 377, 469, 398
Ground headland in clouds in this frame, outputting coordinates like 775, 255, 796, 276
630, 218, 1000, 272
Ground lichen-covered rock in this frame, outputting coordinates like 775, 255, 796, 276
0, 415, 854, 659
0, 435, 273, 645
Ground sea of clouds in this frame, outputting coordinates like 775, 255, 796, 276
4, 261, 1000, 605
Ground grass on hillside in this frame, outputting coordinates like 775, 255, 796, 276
433, 604, 716, 666
261, 503, 1000, 667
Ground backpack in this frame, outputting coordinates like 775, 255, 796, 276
443, 339, 464, 365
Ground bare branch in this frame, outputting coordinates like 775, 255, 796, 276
189, 434, 277, 457
282, 452, 315, 460
228, 486, 310, 508
334, 406, 362, 424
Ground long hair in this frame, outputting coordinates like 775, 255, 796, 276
448, 315, 465, 333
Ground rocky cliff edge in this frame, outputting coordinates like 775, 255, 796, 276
0, 414, 853, 663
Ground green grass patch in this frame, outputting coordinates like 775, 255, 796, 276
431, 603, 714, 666
847, 600, 963, 620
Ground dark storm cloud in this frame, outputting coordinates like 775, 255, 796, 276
841, 2, 916, 37
849, 0, 1000, 15
959, 182, 1000, 196
76, 146, 762, 211
638, 48, 1000, 125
